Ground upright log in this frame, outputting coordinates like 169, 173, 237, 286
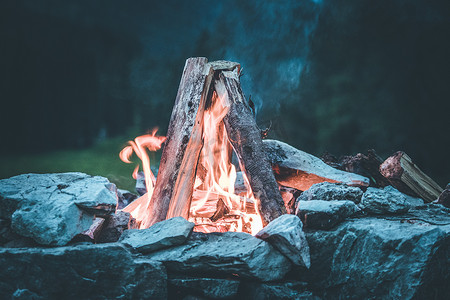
216, 68, 287, 225
165, 61, 242, 221
141, 57, 212, 228
379, 151, 443, 202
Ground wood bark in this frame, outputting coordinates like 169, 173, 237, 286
339, 150, 391, 188
142, 57, 212, 227
216, 68, 287, 226
165, 60, 243, 221
379, 151, 443, 202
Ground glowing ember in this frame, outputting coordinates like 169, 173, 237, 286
119, 129, 166, 228
190, 90, 263, 235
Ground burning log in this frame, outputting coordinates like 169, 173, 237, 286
216, 69, 287, 225
141, 57, 214, 227
379, 151, 443, 202
121, 58, 286, 231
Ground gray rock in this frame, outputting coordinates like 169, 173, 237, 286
239, 281, 319, 300
120, 216, 194, 253
97, 211, 137, 243
256, 214, 310, 268
0, 173, 119, 246
296, 200, 359, 229
263, 139, 369, 191
146, 231, 291, 281
0, 243, 167, 299
437, 183, 450, 208
169, 276, 240, 299
135, 171, 147, 196
360, 186, 412, 214
117, 189, 138, 210
300, 205, 450, 299
297, 182, 363, 203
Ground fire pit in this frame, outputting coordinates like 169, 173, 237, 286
0, 58, 449, 299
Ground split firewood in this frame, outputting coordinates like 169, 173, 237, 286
215, 68, 287, 226
263, 139, 370, 191
74, 217, 105, 242
164, 60, 244, 223
379, 151, 443, 202
136, 57, 213, 227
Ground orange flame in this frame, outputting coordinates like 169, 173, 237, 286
119, 129, 166, 227
190, 91, 263, 235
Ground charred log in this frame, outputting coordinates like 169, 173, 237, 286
339, 150, 391, 188
216, 68, 287, 225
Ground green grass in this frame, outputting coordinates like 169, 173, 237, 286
0, 136, 162, 192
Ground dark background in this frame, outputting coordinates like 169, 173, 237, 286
1, 0, 449, 186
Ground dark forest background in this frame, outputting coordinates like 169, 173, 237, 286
1, 0, 449, 188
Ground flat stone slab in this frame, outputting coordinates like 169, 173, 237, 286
263, 140, 369, 191
297, 182, 363, 203
119, 216, 194, 253
360, 186, 413, 214
300, 205, 450, 299
146, 231, 292, 282
296, 200, 359, 229
0, 173, 118, 246
256, 214, 310, 268
0, 243, 167, 299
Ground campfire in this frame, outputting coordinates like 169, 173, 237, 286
119, 58, 286, 234
1, 57, 447, 300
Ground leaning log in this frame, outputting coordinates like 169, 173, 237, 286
142, 57, 212, 227
379, 151, 443, 202
165, 61, 242, 221
216, 68, 287, 225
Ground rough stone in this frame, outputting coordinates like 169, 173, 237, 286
300, 205, 450, 299
239, 281, 318, 300
297, 182, 363, 203
360, 186, 412, 214
117, 189, 138, 210
97, 211, 136, 243
135, 171, 147, 196
169, 276, 240, 299
256, 214, 310, 268
263, 139, 370, 191
296, 200, 359, 229
120, 216, 194, 253
146, 231, 291, 281
0, 173, 118, 246
0, 243, 167, 299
